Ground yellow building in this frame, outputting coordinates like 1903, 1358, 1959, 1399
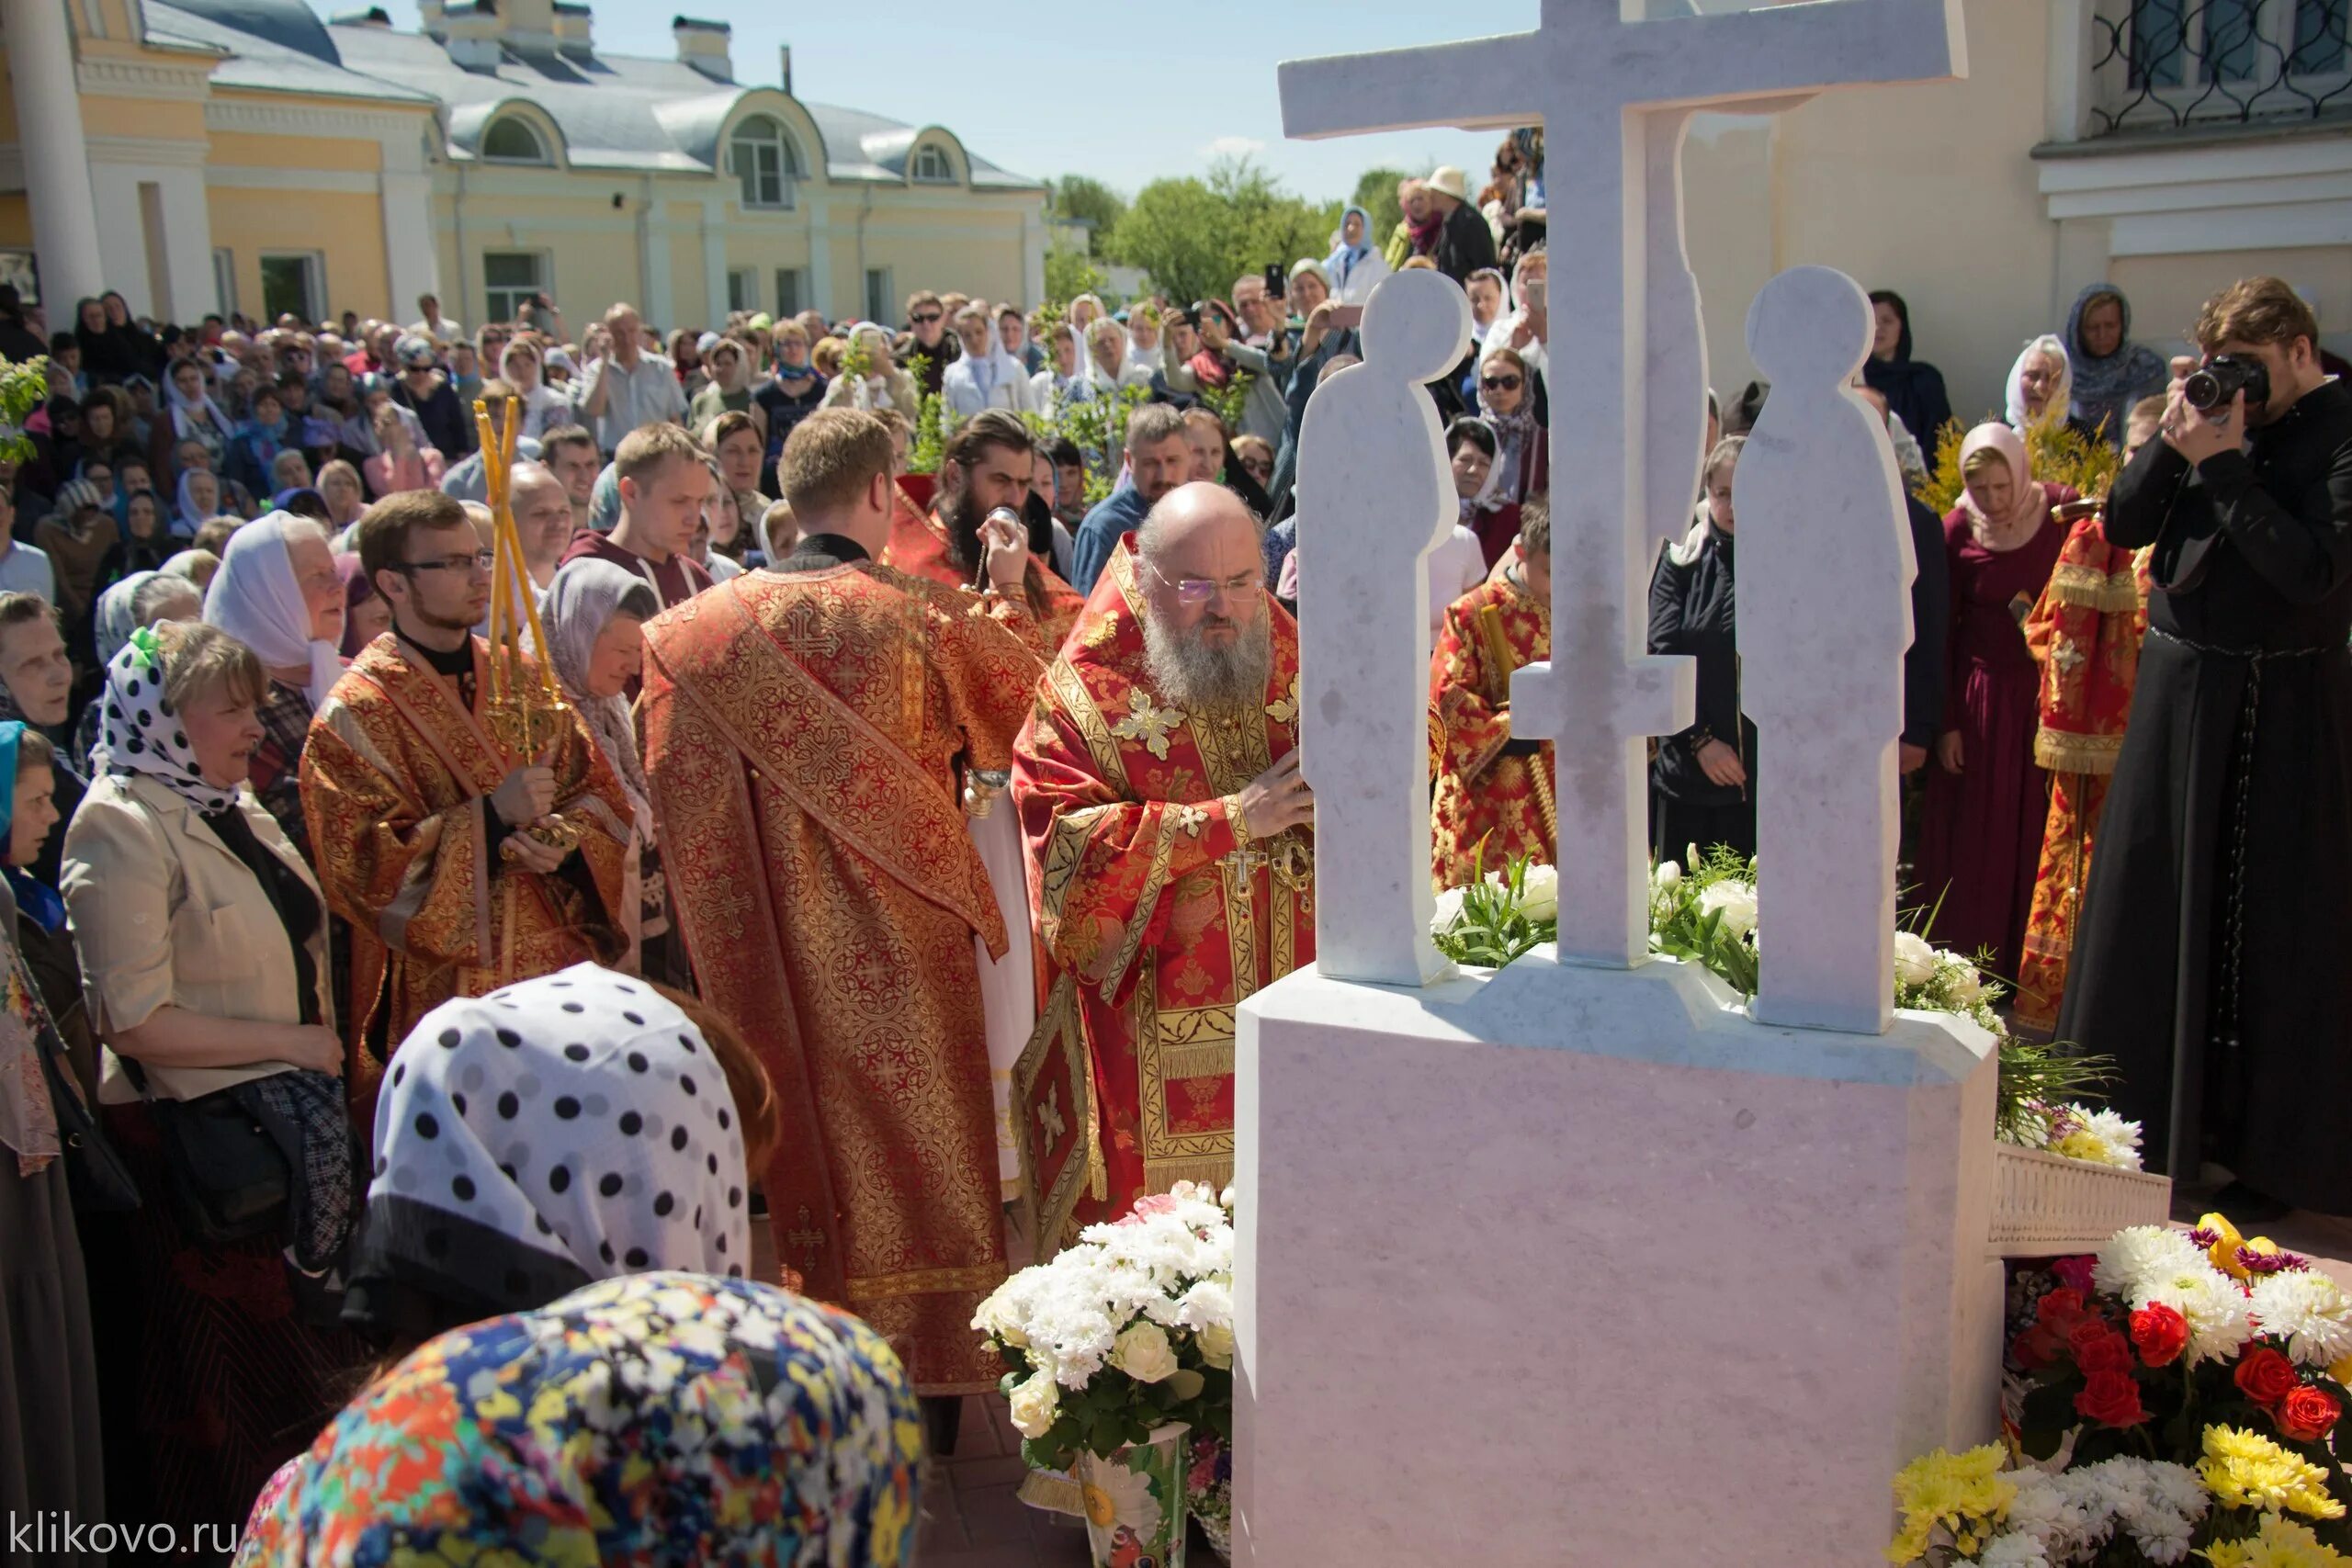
0, 0, 1046, 330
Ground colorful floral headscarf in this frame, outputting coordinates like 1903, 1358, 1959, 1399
236, 1271, 922, 1567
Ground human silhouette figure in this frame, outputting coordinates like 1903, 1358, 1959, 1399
1296, 269, 1471, 985
1736, 265, 1916, 1032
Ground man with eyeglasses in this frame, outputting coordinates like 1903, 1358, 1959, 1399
902, 289, 960, 400
1011, 480, 1314, 1247
304, 489, 630, 1060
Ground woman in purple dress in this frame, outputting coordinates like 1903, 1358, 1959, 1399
1919, 423, 2075, 979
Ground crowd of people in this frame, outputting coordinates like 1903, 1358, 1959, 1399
0, 118, 2345, 1562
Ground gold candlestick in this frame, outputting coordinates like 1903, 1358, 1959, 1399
473, 394, 580, 858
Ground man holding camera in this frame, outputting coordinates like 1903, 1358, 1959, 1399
2059, 276, 2352, 1222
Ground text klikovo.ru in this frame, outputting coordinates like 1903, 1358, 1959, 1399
8, 1512, 242, 1560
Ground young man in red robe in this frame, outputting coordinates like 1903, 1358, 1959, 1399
639, 409, 1042, 1405
1430, 496, 1555, 889
884, 409, 1085, 655
1011, 482, 1316, 1253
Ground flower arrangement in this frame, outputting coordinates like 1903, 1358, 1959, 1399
1430, 849, 2130, 1158
1916, 413, 2121, 520
973, 1181, 1235, 1475
1889, 1212, 2352, 1565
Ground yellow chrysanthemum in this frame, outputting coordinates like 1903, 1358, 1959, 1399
2204, 1213, 2251, 1280
2202, 1514, 2352, 1567
2201, 1426, 2347, 1521
1888, 1444, 2014, 1564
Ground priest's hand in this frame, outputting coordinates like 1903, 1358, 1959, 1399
1233, 750, 1314, 840
492, 761, 557, 827
504, 824, 571, 875
979, 509, 1029, 593
1695, 737, 1747, 789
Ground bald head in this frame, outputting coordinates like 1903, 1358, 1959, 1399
509, 459, 575, 573
1135, 483, 1270, 707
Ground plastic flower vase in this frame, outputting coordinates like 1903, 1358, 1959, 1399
1078, 1420, 1189, 1568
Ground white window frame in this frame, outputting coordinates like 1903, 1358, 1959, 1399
775, 267, 807, 318
482, 250, 548, 323
864, 267, 894, 325
728, 117, 802, 210
212, 247, 237, 319
910, 143, 955, 183
2098, 0, 2351, 130
726, 267, 759, 314
256, 251, 324, 325
481, 116, 553, 165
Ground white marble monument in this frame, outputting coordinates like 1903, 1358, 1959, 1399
1244, 5, 1991, 1563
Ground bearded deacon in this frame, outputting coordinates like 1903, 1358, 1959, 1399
1012, 483, 1316, 1251
641, 410, 1043, 1397
885, 409, 1085, 655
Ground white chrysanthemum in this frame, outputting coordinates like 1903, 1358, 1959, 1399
2251, 1269, 2352, 1368
2139, 1269, 2257, 1367
1696, 879, 1758, 939
2051, 1106, 2145, 1171
1172, 1279, 1233, 1333
1975, 1532, 2052, 1567
2093, 1225, 2210, 1301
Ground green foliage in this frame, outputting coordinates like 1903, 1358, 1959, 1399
903, 353, 948, 476
1197, 371, 1251, 437
1043, 246, 1109, 310
1026, 381, 1152, 505
0, 357, 51, 465
1646, 844, 1763, 998
1107, 156, 1335, 310
1430, 852, 1549, 968
1047, 175, 1128, 255
1351, 165, 1411, 249
1916, 414, 2121, 518
1994, 1034, 2116, 1146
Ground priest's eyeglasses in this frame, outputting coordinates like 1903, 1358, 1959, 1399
394, 549, 498, 576
1147, 559, 1260, 606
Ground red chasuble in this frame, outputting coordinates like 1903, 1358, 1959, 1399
884, 500, 1086, 658
1430, 573, 1555, 889
1010, 537, 1313, 1254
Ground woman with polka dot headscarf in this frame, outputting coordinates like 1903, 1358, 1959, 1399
338, 962, 779, 1349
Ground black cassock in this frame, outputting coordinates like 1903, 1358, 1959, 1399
2059, 378, 2352, 1212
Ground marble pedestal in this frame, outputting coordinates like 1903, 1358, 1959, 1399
1232, 953, 2003, 1567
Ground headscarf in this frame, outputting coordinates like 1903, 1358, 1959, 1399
844, 323, 901, 410
239, 1272, 921, 1568
172, 469, 216, 537
1956, 423, 2047, 553
94, 571, 158, 668
203, 512, 344, 705
345, 964, 752, 1339
540, 558, 652, 821
1328, 203, 1374, 287
164, 368, 234, 445
0, 721, 60, 1178
336, 553, 379, 658
1450, 416, 1507, 522
589, 461, 622, 534
1476, 348, 1540, 497
1188, 302, 1238, 390
159, 548, 219, 592
93, 626, 242, 814
2005, 333, 2075, 433
2064, 283, 2168, 446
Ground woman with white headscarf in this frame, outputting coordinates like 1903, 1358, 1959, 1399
2005, 333, 2099, 443
201, 512, 347, 854
153, 358, 235, 482
539, 558, 676, 981
1479, 248, 1550, 382
172, 468, 221, 539
819, 323, 920, 415
1326, 204, 1392, 306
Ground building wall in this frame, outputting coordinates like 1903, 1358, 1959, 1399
208, 186, 389, 323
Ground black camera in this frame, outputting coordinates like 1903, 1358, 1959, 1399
2184, 353, 2269, 413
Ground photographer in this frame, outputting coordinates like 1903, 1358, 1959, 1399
2059, 276, 2352, 1222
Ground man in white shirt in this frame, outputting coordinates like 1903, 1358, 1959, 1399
0, 486, 56, 604
407, 292, 463, 345
575, 302, 688, 457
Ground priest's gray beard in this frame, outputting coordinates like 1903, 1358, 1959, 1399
1140, 605, 1272, 713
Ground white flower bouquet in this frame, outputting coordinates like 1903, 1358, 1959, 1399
973, 1181, 1235, 1474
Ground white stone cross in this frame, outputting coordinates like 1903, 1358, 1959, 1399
1280, 0, 1964, 967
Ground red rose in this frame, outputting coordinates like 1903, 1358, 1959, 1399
2068, 1321, 2135, 1377
2037, 1287, 2088, 1329
2129, 1303, 2189, 1368
2237, 1347, 2302, 1408
2277, 1385, 2341, 1444
2075, 1369, 2149, 1428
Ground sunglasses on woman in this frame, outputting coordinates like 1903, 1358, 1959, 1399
1481, 374, 1523, 392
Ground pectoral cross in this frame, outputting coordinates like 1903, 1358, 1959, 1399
786, 1203, 827, 1270
1280, 0, 1963, 965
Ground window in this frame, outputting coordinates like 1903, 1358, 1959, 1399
481, 116, 550, 164
212, 248, 237, 319
482, 251, 547, 322
2104, 0, 2349, 130
258, 253, 322, 324
727, 268, 758, 314
728, 116, 802, 209
775, 267, 807, 318
864, 267, 893, 325
910, 143, 954, 183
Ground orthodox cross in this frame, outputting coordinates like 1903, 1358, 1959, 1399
1279, 0, 1963, 965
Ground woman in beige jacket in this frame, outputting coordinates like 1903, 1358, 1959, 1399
60, 620, 359, 1540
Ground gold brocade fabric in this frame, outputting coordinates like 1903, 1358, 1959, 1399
1430, 575, 1555, 889
300, 636, 632, 1120
1011, 540, 1314, 1255
639, 566, 1043, 1394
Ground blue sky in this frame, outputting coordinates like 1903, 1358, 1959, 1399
304, 0, 1520, 205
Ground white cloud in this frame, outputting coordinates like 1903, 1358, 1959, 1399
1202, 136, 1266, 159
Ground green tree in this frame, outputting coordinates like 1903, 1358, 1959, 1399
1047, 175, 1129, 257
1351, 166, 1411, 250
1043, 246, 1109, 309
1107, 156, 1335, 309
